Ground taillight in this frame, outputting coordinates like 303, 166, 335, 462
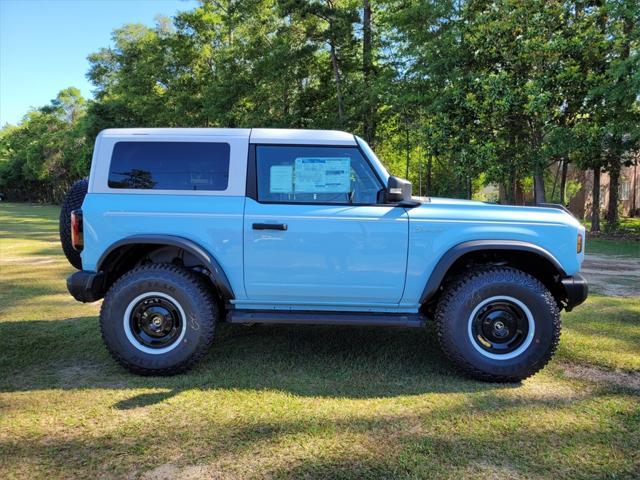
71, 209, 83, 252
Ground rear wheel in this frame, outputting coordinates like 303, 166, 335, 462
59, 178, 88, 269
100, 263, 217, 375
435, 267, 560, 382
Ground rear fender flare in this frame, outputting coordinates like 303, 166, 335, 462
97, 234, 234, 300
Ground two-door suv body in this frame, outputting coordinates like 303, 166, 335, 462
63, 128, 587, 381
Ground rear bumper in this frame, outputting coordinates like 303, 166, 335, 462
67, 271, 105, 303
561, 274, 588, 311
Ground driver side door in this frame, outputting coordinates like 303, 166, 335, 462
242, 144, 409, 307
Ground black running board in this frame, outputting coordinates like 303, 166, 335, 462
226, 310, 426, 328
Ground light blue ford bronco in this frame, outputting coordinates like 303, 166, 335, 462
61, 128, 587, 381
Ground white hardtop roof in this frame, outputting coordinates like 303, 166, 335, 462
250, 128, 356, 145
98, 128, 356, 145
99, 128, 251, 138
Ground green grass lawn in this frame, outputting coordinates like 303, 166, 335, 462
587, 236, 640, 257
583, 216, 640, 257
584, 216, 640, 236
1, 202, 639, 479
582, 216, 640, 257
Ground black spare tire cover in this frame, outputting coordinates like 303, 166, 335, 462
59, 178, 88, 270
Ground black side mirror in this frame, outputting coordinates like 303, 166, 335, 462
385, 176, 419, 206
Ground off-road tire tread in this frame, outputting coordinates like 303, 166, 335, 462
435, 266, 561, 382
100, 263, 218, 375
59, 178, 88, 269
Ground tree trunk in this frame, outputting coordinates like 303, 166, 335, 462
606, 161, 620, 229
362, 0, 375, 143
551, 160, 561, 201
499, 183, 507, 204
510, 167, 518, 205
533, 167, 546, 205
418, 156, 422, 196
631, 159, 638, 217
404, 125, 410, 178
328, 20, 344, 126
330, 42, 344, 124
591, 167, 601, 232
531, 127, 546, 204
426, 155, 432, 196
560, 160, 568, 205
282, 81, 290, 122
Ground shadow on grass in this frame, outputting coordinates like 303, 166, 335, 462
1, 393, 636, 479
0, 204, 60, 242
0, 258, 77, 315
0, 317, 519, 401
114, 390, 179, 410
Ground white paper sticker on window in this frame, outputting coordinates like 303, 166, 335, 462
270, 165, 293, 193
294, 157, 350, 193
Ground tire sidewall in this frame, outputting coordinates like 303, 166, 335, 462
101, 270, 213, 372
439, 269, 558, 379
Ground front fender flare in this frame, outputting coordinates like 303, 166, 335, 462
419, 240, 566, 304
97, 234, 234, 300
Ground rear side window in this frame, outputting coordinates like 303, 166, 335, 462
108, 141, 230, 191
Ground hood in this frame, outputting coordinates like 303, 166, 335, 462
408, 197, 582, 228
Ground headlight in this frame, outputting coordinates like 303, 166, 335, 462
577, 233, 583, 254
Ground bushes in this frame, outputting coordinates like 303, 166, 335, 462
0, 88, 90, 203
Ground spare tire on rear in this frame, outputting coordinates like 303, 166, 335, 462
59, 178, 88, 270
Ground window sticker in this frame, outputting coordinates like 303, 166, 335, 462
270, 165, 293, 193
294, 157, 351, 193
190, 173, 210, 185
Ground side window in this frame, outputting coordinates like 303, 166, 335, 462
255, 145, 382, 204
108, 141, 230, 191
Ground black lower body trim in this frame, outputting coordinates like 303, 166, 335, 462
67, 271, 105, 303
561, 274, 588, 311
227, 310, 426, 328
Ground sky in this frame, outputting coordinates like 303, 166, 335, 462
0, 0, 198, 125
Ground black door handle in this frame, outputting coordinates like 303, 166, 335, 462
253, 223, 288, 231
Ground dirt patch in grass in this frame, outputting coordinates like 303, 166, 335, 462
561, 363, 640, 393
140, 463, 209, 480
581, 254, 640, 296
462, 460, 532, 480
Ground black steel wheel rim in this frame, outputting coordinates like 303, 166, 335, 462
129, 296, 183, 349
471, 300, 529, 355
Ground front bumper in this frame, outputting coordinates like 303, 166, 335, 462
560, 273, 588, 311
67, 271, 105, 303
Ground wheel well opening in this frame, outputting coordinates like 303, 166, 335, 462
423, 249, 565, 314
99, 243, 225, 306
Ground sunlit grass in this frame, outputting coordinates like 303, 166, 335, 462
559, 296, 640, 371
587, 237, 640, 257
1, 202, 638, 479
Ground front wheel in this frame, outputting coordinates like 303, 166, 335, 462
100, 264, 217, 375
435, 267, 560, 382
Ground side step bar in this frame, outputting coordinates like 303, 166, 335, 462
227, 310, 426, 328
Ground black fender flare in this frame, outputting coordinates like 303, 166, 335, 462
419, 240, 566, 304
97, 234, 234, 300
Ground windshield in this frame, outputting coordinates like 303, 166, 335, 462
355, 136, 390, 185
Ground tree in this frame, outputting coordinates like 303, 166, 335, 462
571, 0, 640, 231
0, 88, 89, 202
3, 0, 639, 211
600, 2, 640, 229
